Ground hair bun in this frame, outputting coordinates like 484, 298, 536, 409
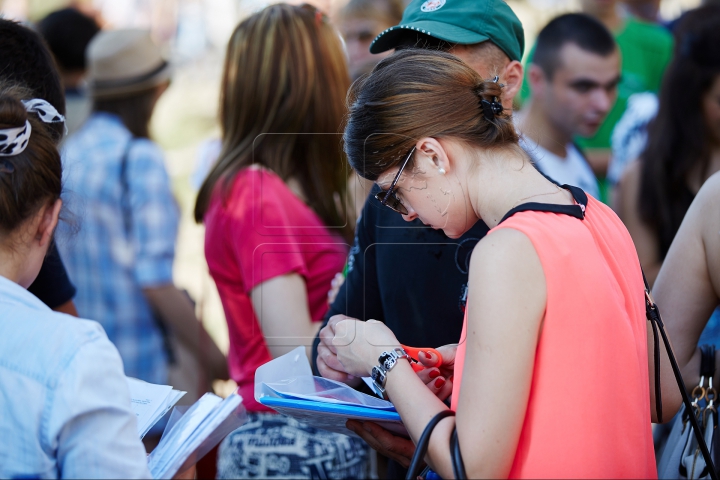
0, 94, 28, 130
473, 77, 504, 104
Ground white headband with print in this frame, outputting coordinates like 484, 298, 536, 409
0, 99, 65, 157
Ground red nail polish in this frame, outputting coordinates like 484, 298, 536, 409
424, 351, 433, 358
434, 377, 445, 388
429, 369, 440, 379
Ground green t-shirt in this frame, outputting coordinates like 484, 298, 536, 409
518, 17, 673, 151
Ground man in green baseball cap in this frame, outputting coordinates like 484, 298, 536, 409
368, 0, 525, 104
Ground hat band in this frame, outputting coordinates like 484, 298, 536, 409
92, 60, 168, 91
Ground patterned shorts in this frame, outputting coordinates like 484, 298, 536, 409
217, 411, 369, 479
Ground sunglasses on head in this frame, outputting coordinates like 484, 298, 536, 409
375, 146, 415, 215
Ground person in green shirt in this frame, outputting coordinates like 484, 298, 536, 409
518, 0, 673, 201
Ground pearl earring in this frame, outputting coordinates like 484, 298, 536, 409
438, 168, 446, 175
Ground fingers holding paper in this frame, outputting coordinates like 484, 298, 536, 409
328, 316, 455, 400
317, 315, 362, 387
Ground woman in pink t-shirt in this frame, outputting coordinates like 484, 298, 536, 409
193, 4, 367, 479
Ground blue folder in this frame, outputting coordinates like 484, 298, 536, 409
259, 396, 408, 437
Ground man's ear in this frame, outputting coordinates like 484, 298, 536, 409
500, 60, 523, 109
416, 137, 451, 175
527, 64, 547, 96
36, 199, 62, 248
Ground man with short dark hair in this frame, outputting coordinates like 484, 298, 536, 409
518, 0, 673, 191
517, 14, 620, 199
0, 19, 77, 316
0, 20, 66, 142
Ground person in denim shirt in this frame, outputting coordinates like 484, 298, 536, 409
0, 89, 150, 479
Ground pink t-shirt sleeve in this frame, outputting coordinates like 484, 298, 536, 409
229, 170, 309, 293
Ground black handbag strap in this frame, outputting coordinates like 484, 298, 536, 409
644, 270, 718, 480
450, 428, 467, 479
405, 410, 455, 480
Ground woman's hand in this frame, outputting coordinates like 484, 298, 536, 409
415, 344, 458, 401
317, 315, 362, 387
332, 318, 401, 377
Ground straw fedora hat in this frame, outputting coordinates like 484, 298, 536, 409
87, 29, 171, 99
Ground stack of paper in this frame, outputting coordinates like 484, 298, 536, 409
126, 377, 186, 438
255, 347, 406, 437
147, 391, 245, 479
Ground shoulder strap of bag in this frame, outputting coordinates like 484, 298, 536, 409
117, 137, 176, 365
119, 137, 135, 238
644, 270, 718, 480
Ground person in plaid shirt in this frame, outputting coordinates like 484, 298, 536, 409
59, 30, 226, 384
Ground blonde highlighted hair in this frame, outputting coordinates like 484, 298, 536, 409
194, 3, 352, 241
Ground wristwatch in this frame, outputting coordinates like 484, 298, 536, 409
371, 347, 410, 399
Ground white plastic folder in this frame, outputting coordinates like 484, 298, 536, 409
255, 347, 406, 437
147, 391, 247, 479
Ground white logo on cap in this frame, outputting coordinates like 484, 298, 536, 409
421, 0, 445, 12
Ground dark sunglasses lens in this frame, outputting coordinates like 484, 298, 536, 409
375, 191, 408, 215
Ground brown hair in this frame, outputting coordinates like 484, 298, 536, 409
344, 48, 519, 181
93, 86, 160, 138
194, 3, 352, 240
638, 4, 720, 258
0, 86, 62, 236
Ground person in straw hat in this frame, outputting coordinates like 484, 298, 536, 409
58, 30, 228, 389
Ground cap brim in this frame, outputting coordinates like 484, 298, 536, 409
370, 20, 490, 54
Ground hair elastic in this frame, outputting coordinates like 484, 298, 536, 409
0, 99, 65, 157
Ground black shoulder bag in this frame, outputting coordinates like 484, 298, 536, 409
405, 272, 718, 480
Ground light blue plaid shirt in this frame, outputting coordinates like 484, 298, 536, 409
0, 275, 150, 479
58, 112, 179, 384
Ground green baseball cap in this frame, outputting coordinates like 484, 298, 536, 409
369, 0, 525, 62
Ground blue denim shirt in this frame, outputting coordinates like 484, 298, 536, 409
0, 275, 150, 479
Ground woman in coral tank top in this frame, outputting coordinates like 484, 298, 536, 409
329, 48, 662, 478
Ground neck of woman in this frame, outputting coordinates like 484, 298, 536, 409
467, 146, 575, 228
0, 246, 27, 286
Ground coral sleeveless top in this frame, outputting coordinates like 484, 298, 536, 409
450, 186, 656, 479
